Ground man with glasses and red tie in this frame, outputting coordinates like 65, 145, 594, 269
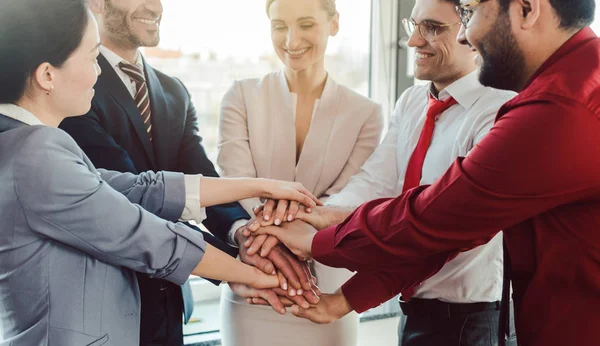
253, 0, 600, 345
249, 0, 515, 344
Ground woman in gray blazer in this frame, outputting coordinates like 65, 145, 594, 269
0, 1, 319, 345
217, 0, 384, 345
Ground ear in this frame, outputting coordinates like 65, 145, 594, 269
32, 63, 56, 95
88, 0, 105, 15
514, 0, 540, 29
330, 13, 340, 37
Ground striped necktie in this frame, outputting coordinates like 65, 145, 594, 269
119, 61, 153, 141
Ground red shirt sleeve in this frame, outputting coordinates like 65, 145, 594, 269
312, 97, 600, 312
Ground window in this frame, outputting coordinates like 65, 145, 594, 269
593, 6, 600, 35
142, 0, 383, 339
144, 0, 373, 162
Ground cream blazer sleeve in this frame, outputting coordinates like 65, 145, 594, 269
217, 80, 261, 214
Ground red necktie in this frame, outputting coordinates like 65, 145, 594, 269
400, 95, 457, 301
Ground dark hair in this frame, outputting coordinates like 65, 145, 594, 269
499, 0, 595, 30
0, 0, 89, 103
443, 0, 460, 6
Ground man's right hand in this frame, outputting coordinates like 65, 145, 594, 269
235, 226, 314, 294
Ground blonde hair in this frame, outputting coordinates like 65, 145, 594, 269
265, 0, 337, 18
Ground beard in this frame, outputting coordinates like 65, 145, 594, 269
104, 0, 160, 49
477, 12, 527, 91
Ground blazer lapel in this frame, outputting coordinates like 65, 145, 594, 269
143, 60, 171, 169
97, 54, 156, 167
267, 71, 297, 182
0, 114, 28, 134
294, 75, 342, 194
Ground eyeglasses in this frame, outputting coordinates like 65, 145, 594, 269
455, 0, 489, 27
402, 18, 461, 43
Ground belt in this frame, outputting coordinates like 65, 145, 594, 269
399, 297, 500, 319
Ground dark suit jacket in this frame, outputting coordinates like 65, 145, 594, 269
60, 54, 249, 344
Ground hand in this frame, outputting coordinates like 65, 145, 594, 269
290, 289, 353, 324
236, 228, 315, 293
235, 227, 276, 275
248, 286, 322, 310
295, 205, 333, 230
258, 180, 322, 211
227, 282, 288, 315
251, 220, 317, 260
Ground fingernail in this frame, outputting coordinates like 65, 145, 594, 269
275, 219, 281, 225
297, 289, 303, 295
287, 215, 293, 221
282, 282, 288, 290
244, 240, 251, 246
290, 289, 296, 297
264, 215, 270, 221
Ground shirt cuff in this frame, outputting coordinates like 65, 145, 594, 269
180, 174, 207, 224
341, 271, 396, 313
312, 225, 351, 268
227, 219, 249, 248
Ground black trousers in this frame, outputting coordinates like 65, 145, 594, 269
398, 298, 501, 346
138, 275, 184, 346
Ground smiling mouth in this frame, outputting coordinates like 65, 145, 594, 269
133, 17, 160, 27
416, 52, 434, 59
286, 47, 310, 56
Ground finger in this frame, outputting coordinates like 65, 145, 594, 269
279, 296, 296, 307
263, 199, 277, 221
273, 200, 288, 226
288, 293, 311, 309
253, 256, 275, 275
248, 234, 267, 256
253, 204, 264, 216
280, 251, 312, 291
249, 297, 269, 305
257, 290, 286, 315
286, 201, 299, 222
243, 235, 254, 248
268, 248, 302, 290
277, 270, 288, 291
295, 185, 322, 206
259, 236, 279, 257
290, 305, 318, 323
246, 215, 262, 232
303, 287, 321, 304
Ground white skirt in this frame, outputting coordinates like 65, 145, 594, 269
220, 262, 359, 346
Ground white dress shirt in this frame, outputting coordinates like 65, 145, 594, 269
0, 103, 207, 224
327, 70, 517, 303
101, 46, 247, 237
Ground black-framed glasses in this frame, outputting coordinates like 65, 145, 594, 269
402, 18, 461, 42
456, 0, 489, 27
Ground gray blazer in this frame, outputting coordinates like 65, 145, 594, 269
0, 115, 206, 346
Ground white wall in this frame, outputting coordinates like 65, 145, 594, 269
358, 317, 401, 346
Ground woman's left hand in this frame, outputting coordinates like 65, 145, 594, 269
258, 179, 322, 211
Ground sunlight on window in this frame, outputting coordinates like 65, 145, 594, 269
143, 0, 372, 161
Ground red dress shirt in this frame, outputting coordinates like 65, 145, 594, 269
313, 28, 600, 346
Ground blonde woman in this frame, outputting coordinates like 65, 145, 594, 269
217, 0, 383, 344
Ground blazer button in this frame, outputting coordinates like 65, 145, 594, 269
166, 222, 176, 231
126, 312, 135, 318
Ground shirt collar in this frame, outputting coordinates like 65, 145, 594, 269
99, 45, 144, 70
429, 69, 482, 109
0, 104, 44, 126
522, 27, 597, 90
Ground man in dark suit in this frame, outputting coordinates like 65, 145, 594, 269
59, 0, 314, 345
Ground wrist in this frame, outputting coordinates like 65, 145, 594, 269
332, 289, 353, 318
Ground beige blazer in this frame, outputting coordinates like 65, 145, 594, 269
217, 71, 384, 214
